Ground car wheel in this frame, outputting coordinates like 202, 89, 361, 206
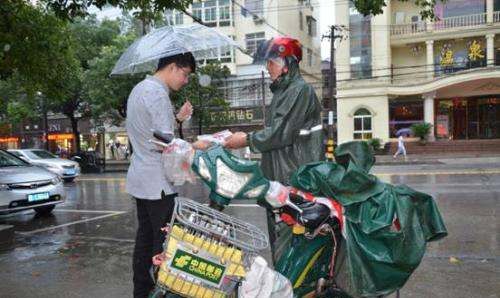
63, 177, 75, 183
34, 205, 55, 216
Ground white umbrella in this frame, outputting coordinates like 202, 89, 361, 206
111, 23, 240, 75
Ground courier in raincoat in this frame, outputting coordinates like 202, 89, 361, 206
224, 36, 324, 184
224, 37, 324, 261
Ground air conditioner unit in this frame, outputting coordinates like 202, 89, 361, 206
252, 14, 264, 24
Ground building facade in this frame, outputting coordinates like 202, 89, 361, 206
176, 0, 322, 112
335, 0, 500, 144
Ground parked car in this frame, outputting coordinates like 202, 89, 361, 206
0, 150, 65, 216
8, 149, 80, 182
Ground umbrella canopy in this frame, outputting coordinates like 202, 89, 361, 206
396, 128, 412, 136
111, 23, 240, 75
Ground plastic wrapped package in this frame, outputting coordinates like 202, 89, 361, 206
161, 139, 197, 185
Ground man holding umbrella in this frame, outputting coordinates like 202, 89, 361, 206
125, 53, 206, 298
112, 24, 238, 297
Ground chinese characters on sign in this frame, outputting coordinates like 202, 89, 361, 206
209, 108, 263, 125
171, 249, 226, 286
467, 40, 484, 61
440, 43, 454, 67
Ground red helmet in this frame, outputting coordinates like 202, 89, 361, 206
253, 36, 302, 64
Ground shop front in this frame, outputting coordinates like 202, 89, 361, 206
0, 137, 20, 150
435, 96, 500, 140
48, 133, 75, 158
389, 97, 424, 138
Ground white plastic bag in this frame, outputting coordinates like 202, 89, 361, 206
161, 138, 196, 185
239, 256, 293, 298
197, 129, 232, 144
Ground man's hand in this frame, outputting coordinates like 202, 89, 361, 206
176, 101, 193, 122
224, 132, 248, 149
192, 140, 211, 151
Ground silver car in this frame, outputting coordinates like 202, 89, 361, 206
9, 149, 80, 182
0, 150, 65, 216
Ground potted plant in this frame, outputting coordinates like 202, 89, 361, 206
411, 122, 433, 145
367, 138, 383, 153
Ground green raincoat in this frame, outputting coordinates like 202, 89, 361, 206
290, 141, 448, 297
248, 59, 324, 185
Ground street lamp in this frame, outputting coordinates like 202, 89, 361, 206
197, 74, 212, 135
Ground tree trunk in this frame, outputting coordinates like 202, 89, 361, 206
68, 114, 80, 153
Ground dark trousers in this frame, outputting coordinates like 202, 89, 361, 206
133, 192, 176, 298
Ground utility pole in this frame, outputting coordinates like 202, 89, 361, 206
322, 25, 348, 161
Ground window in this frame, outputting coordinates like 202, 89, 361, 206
306, 16, 317, 37
204, 0, 217, 26
165, 10, 183, 25
219, 0, 231, 26
299, 11, 303, 30
198, 35, 235, 64
353, 108, 373, 140
307, 48, 313, 67
175, 11, 183, 24
245, 32, 266, 55
244, 0, 263, 17
193, 2, 203, 21
349, 1, 372, 79
193, 0, 232, 27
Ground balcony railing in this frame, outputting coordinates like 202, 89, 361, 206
494, 11, 500, 23
391, 21, 427, 36
391, 13, 488, 36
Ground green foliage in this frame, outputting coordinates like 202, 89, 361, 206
352, 0, 443, 20
367, 138, 382, 152
171, 62, 231, 132
411, 122, 433, 140
41, 0, 193, 24
84, 33, 143, 125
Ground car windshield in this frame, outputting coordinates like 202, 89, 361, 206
25, 150, 57, 159
0, 150, 29, 167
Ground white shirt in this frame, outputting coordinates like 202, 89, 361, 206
398, 136, 405, 148
125, 75, 176, 200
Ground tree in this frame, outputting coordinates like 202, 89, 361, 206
84, 32, 143, 126
41, 0, 193, 34
47, 17, 122, 152
352, 0, 443, 19
171, 62, 231, 135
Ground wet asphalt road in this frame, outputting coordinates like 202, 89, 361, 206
0, 158, 499, 298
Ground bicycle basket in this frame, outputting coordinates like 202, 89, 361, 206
154, 197, 269, 298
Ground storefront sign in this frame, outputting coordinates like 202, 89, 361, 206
436, 115, 449, 138
47, 133, 74, 141
0, 137, 19, 143
467, 40, 484, 61
440, 44, 454, 67
209, 107, 264, 125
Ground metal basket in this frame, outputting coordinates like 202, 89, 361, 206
154, 197, 269, 298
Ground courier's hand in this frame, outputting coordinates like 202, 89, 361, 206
176, 101, 193, 122
192, 140, 211, 151
223, 132, 247, 149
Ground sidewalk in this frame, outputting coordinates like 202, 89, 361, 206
375, 152, 500, 165
100, 152, 500, 172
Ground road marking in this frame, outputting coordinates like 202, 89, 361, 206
54, 209, 123, 214
72, 235, 135, 243
17, 211, 127, 235
77, 178, 126, 182
374, 169, 500, 177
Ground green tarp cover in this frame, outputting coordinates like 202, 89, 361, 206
290, 141, 448, 297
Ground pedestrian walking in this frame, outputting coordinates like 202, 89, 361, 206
393, 135, 407, 159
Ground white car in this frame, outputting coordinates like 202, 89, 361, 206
0, 150, 65, 216
8, 149, 80, 182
